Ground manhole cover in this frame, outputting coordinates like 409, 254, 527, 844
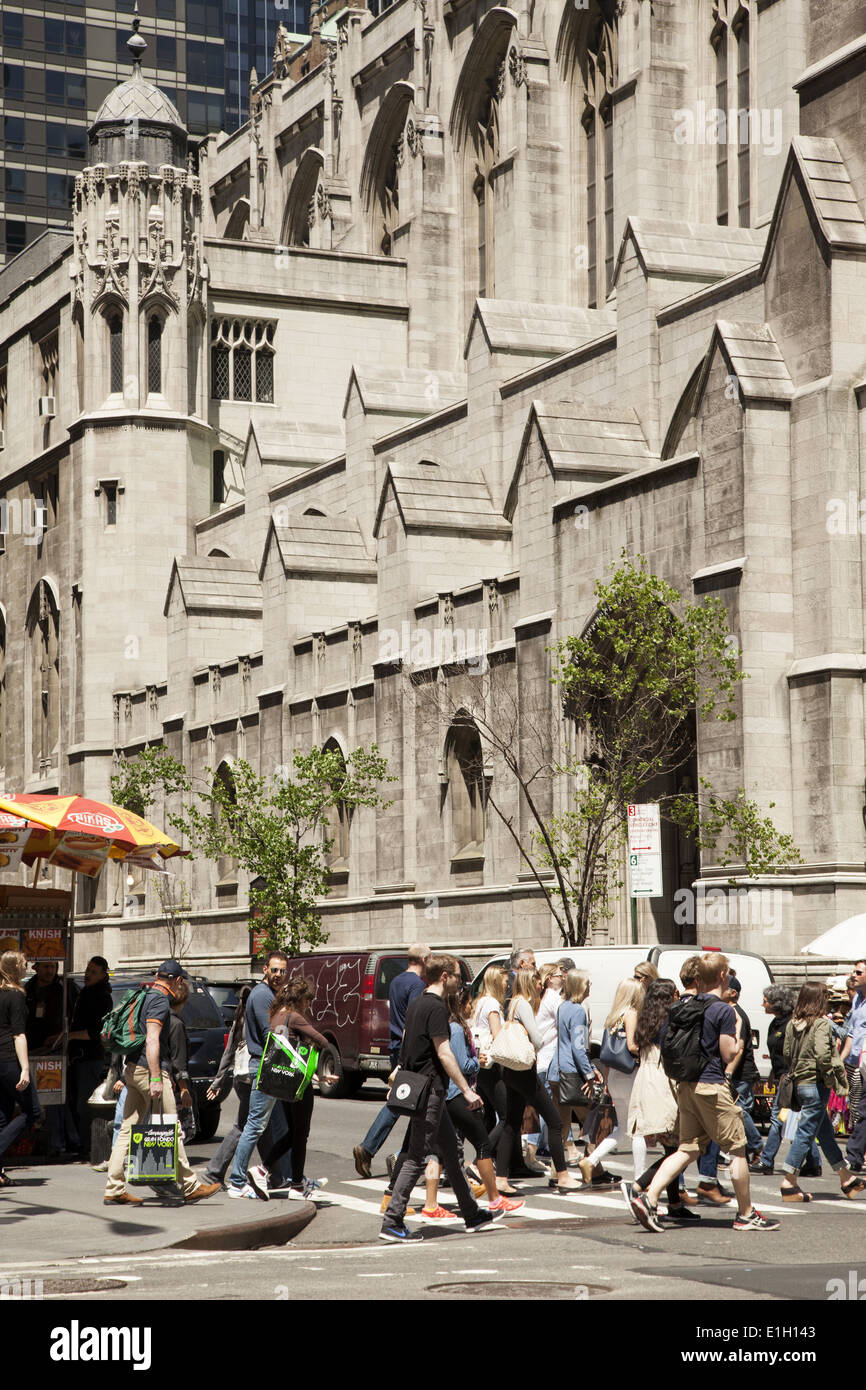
1, 1278, 127, 1296
427, 1280, 609, 1299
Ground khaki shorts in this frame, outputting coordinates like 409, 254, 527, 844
677, 1081, 747, 1156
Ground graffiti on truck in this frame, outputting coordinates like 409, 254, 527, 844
297, 957, 362, 1028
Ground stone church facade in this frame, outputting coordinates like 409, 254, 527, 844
1, 0, 865, 973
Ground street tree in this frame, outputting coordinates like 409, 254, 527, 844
414, 554, 801, 947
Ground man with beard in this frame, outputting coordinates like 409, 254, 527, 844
379, 955, 504, 1242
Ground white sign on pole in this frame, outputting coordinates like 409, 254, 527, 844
627, 803, 663, 898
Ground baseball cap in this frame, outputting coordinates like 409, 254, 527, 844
156, 959, 189, 980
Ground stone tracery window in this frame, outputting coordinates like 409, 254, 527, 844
210, 319, 275, 403
711, 1, 751, 227
108, 313, 123, 394
581, 6, 618, 308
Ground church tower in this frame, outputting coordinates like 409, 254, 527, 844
65, 9, 211, 760
71, 8, 207, 417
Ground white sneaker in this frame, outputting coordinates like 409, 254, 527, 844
288, 1177, 328, 1201
227, 1183, 258, 1200
247, 1165, 270, 1201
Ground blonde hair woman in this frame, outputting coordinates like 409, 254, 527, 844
0, 952, 42, 1187
499, 970, 581, 1193
470, 965, 512, 1193
548, 970, 604, 1168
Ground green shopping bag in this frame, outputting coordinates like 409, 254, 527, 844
256, 1031, 319, 1103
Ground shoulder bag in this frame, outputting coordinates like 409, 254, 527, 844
386, 1067, 432, 1114
554, 1005, 587, 1107
600, 1015, 637, 1074
487, 1000, 536, 1071
776, 1021, 808, 1113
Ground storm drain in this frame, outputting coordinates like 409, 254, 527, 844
1, 1277, 128, 1297
427, 1280, 610, 1300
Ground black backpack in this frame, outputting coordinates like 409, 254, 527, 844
660, 995, 712, 1081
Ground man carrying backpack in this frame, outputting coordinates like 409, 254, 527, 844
103, 961, 221, 1206
629, 953, 780, 1234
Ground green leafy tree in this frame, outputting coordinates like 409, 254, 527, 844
547, 554, 802, 943
112, 744, 394, 956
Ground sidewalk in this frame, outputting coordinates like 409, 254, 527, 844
0, 1161, 316, 1262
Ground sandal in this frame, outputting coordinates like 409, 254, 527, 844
780, 1184, 812, 1202
842, 1177, 866, 1199
0, 1171, 16, 1188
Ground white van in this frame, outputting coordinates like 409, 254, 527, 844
470, 945, 775, 1078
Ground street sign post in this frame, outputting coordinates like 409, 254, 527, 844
627, 803, 663, 898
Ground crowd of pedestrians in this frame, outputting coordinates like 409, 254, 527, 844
2, 943, 865, 1238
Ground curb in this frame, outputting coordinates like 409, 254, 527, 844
168, 1200, 317, 1251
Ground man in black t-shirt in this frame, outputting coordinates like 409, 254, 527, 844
380, 955, 504, 1242
67, 955, 113, 1161
104, 961, 221, 1206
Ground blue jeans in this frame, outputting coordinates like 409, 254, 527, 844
361, 1050, 402, 1156
229, 1059, 288, 1189
761, 1088, 820, 1168
783, 1082, 846, 1174
112, 1087, 127, 1144
698, 1140, 720, 1181
734, 1079, 763, 1154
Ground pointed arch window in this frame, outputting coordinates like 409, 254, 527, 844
711, 2, 751, 228
322, 738, 350, 870
214, 761, 238, 887
379, 143, 400, 257
26, 581, 60, 778
446, 718, 485, 859
581, 8, 618, 308
108, 313, 123, 394
473, 79, 500, 298
147, 316, 162, 395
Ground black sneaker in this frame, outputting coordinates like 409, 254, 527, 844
732, 1207, 780, 1232
464, 1208, 505, 1233
663, 1204, 702, 1222
379, 1222, 423, 1243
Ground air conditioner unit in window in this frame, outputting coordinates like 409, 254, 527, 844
38, 396, 56, 418
0, 429, 5, 450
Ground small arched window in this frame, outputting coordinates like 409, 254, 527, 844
108, 313, 123, 394
147, 316, 162, 395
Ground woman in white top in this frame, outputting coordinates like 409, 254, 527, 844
470, 965, 513, 1194
499, 970, 580, 1193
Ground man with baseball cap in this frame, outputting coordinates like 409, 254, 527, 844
104, 960, 221, 1206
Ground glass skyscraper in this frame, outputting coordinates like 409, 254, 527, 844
0, 0, 311, 264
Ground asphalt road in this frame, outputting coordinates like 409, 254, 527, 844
5, 1079, 866, 1311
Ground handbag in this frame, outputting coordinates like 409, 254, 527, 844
600, 1021, 637, 1074
386, 1067, 432, 1114
487, 1003, 536, 1072
256, 1030, 319, 1103
127, 1105, 178, 1184
583, 1090, 617, 1146
775, 1072, 800, 1113
555, 1005, 587, 1107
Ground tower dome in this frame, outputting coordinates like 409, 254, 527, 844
88, 11, 187, 169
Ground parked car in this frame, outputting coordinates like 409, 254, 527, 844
71, 973, 228, 1143
282, 950, 473, 1097
204, 978, 252, 1030
470, 944, 775, 1079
